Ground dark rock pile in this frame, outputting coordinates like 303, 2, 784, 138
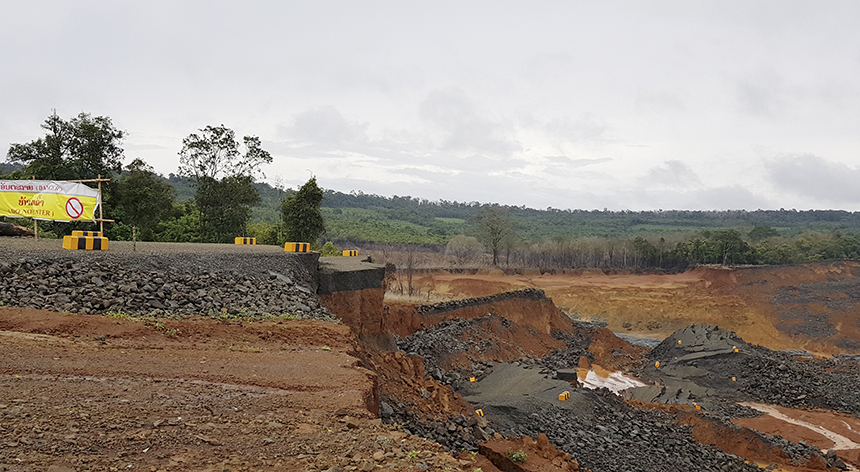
396, 313, 524, 383
537, 327, 598, 371
380, 400, 489, 453
415, 288, 547, 315
640, 323, 860, 415
0, 250, 334, 320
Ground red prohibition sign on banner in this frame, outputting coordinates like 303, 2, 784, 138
65, 197, 84, 219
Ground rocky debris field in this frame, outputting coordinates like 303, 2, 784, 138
396, 314, 528, 380
0, 247, 333, 320
637, 323, 860, 416
397, 310, 855, 471
459, 363, 766, 472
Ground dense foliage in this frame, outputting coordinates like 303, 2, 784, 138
177, 125, 272, 243
281, 177, 325, 244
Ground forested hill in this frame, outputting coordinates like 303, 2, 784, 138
164, 177, 860, 243
318, 189, 860, 244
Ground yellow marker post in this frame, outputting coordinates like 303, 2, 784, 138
678, 340, 682, 345
469, 377, 476, 382
558, 393, 566, 401
655, 361, 660, 368
284, 242, 310, 253
475, 409, 484, 417
732, 377, 736, 382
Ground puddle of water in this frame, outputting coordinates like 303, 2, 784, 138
577, 368, 645, 394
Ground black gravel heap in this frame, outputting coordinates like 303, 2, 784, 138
0, 251, 334, 320
642, 324, 860, 415
485, 384, 759, 472
396, 313, 523, 383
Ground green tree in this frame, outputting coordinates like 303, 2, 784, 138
108, 158, 175, 241
6, 111, 124, 180
473, 206, 515, 266
749, 225, 779, 243
282, 177, 325, 243
177, 125, 272, 242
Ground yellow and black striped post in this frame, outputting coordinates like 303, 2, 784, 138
63, 235, 109, 251
234, 237, 257, 245
284, 242, 310, 253
72, 230, 103, 237
342, 250, 358, 257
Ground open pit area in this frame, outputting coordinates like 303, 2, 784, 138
2, 238, 860, 472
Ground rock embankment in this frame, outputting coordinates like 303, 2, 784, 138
415, 288, 548, 315
0, 249, 333, 320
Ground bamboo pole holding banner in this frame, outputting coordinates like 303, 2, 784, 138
32, 175, 38, 240
98, 174, 103, 234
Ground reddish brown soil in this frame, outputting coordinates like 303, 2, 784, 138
0, 307, 463, 471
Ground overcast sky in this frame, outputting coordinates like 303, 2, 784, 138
2, 1, 859, 211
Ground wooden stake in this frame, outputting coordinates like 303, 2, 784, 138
133, 225, 136, 252
98, 174, 104, 234
32, 175, 38, 240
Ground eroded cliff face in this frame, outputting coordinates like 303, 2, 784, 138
384, 289, 573, 337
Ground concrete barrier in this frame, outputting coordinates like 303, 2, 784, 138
284, 242, 310, 253
62, 235, 109, 251
72, 230, 103, 237
234, 237, 257, 245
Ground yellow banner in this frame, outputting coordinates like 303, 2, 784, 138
0, 180, 100, 222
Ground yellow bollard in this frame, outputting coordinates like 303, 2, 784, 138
558, 393, 566, 401
732, 377, 736, 382
563, 391, 571, 400
475, 409, 484, 417
469, 377, 476, 383
733, 346, 739, 353
678, 340, 682, 345
655, 361, 660, 368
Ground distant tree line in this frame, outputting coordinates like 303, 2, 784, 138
4, 111, 860, 271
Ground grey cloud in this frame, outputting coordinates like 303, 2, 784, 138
419, 88, 521, 156
544, 156, 612, 168
630, 185, 771, 211
688, 186, 771, 210
736, 70, 785, 117
643, 160, 701, 188
280, 106, 368, 145
540, 115, 613, 143
766, 154, 860, 204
